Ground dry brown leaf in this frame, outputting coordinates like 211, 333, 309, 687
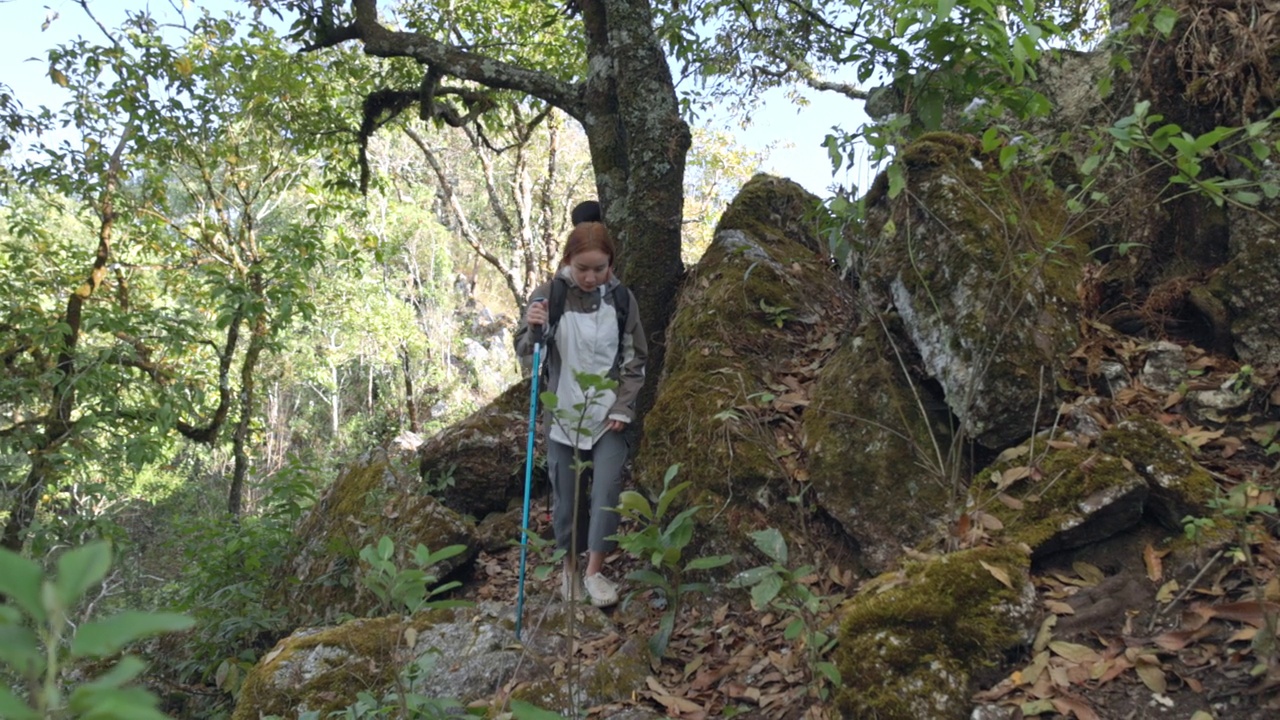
1000, 465, 1032, 489
1052, 695, 1101, 720
1048, 662, 1072, 689
1181, 427, 1224, 449
1156, 580, 1179, 603
1047, 439, 1079, 450
1154, 626, 1215, 651
1050, 641, 1102, 664
1045, 599, 1076, 615
1228, 626, 1258, 643
1207, 600, 1280, 627
1073, 561, 1105, 586
977, 512, 1005, 531
1162, 391, 1184, 410
1135, 663, 1167, 693
996, 492, 1024, 510
980, 560, 1014, 589
1096, 655, 1132, 685
1143, 543, 1165, 583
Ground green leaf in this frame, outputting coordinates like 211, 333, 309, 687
887, 163, 906, 199
685, 554, 733, 571
377, 536, 394, 561
55, 541, 112, 609
999, 144, 1019, 170
1153, 7, 1179, 37
1079, 154, 1101, 175
616, 490, 653, 520
0, 685, 37, 720
750, 528, 788, 564
727, 566, 776, 589
68, 685, 169, 720
1230, 190, 1262, 206
662, 463, 681, 486
626, 568, 671, 592
71, 611, 194, 658
817, 661, 842, 685
750, 574, 783, 610
916, 92, 943, 131
0, 625, 43, 675
784, 617, 804, 641
650, 610, 675, 658
0, 548, 46, 622
937, 0, 956, 17
655, 481, 692, 521
79, 656, 147, 690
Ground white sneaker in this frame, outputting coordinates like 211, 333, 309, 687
560, 568, 585, 603
583, 572, 619, 608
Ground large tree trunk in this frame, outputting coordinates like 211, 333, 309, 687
227, 280, 269, 519
581, 0, 690, 420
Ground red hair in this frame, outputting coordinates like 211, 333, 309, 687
560, 221, 616, 267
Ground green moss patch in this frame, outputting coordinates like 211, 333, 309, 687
834, 546, 1033, 719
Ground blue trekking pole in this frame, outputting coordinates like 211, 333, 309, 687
516, 298, 545, 639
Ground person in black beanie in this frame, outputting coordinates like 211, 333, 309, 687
571, 200, 601, 226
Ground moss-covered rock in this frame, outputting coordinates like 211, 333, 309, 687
270, 452, 478, 626
232, 603, 560, 720
801, 321, 955, 572
857, 133, 1088, 449
971, 442, 1148, 558
636, 174, 855, 558
419, 378, 535, 518
1096, 417, 1217, 529
1214, 197, 1280, 367
834, 546, 1036, 719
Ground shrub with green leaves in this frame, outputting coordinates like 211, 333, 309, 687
612, 463, 733, 658
358, 536, 471, 616
0, 541, 193, 720
730, 528, 842, 699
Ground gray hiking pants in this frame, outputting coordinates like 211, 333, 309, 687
546, 431, 628, 556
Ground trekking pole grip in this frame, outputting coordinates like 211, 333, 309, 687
531, 296, 545, 345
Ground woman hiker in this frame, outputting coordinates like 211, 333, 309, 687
514, 221, 647, 608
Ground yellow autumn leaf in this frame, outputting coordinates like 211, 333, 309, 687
50, 66, 68, 87
175, 56, 194, 77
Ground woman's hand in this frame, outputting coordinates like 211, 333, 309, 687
606, 420, 628, 433
525, 299, 548, 327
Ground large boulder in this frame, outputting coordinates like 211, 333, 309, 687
636, 174, 856, 559
417, 379, 535, 518
270, 452, 478, 626
231, 602, 644, 719
801, 320, 956, 572
856, 133, 1089, 449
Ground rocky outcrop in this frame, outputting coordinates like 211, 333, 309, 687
417, 379, 536, 518
856, 133, 1089, 450
269, 452, 478, 626
802, 321, 955, 572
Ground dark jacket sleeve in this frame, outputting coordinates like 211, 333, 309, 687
608, 289, 647, 422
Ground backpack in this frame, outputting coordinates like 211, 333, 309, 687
544, 276, 631, 381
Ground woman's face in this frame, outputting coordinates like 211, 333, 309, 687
569, 249, 612, 292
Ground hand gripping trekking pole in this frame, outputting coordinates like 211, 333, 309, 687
516, 299, 544, 639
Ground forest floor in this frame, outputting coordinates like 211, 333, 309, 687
456, 342, 1280, 720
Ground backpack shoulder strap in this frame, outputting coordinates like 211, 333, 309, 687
608, 283, 631, 380
547, 276, 569, 336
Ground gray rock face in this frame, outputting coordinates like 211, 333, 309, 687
857, 134, 1086, 450
1220, 192, 1280, 367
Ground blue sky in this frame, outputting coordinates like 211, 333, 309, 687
2, 0, 873, 196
